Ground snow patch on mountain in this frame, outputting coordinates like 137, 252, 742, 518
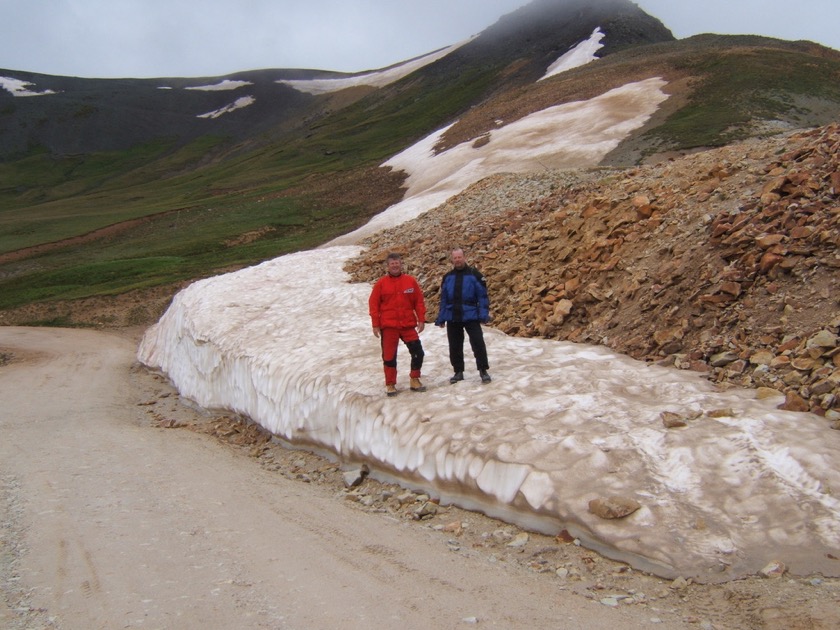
0, 76, 57, 97
185, 79, 253, 91
330, 77, 668, 246
540, 27, 605, 80
197, 95, 256, 119
278, 38, 474, 95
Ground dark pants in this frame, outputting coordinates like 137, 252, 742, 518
446, 320, 488, 373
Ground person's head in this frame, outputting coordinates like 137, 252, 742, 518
385, 252, 403, 276
451, 248, 467, 270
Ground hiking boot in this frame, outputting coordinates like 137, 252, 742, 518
386, 384, 398, 397
449, 372, 464, 384
480, 370, 492, 384
410, 377, 427, 392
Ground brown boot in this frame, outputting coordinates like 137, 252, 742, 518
410, 377, 427, 392
386, 384, 398, 397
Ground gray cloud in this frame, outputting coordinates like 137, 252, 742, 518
636, 0, 839, 47
0, 0, 837, 78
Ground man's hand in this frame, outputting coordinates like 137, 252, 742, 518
416, 322, 425, 334
435, 322, 445, 328
372, 326, 381, 338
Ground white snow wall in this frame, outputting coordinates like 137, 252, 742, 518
138, 247, 840, 582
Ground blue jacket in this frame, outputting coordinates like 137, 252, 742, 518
435, 266, 490, 324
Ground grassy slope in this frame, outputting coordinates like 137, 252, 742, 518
0, 56, 505, 311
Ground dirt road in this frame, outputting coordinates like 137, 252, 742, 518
0, 327, 685, 629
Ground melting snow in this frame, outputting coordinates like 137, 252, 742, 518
0, 76, 57, 97
185, 79, 253, 91
540, 27, 605, 80
138, 242, 840, 582
278, 38, 474, 95
138, 58, 840, 581
197, 95, 256, 119
330, 77, 669, 246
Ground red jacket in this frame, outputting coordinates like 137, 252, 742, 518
369, 273, 426, 329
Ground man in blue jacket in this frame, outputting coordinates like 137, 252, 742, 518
435, 248, 492, 384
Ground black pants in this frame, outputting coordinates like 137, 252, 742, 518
446, 320, 489, 373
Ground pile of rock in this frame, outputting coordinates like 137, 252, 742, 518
346, 124, 840, 421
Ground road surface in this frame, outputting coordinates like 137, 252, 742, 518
0, 326, 679, 629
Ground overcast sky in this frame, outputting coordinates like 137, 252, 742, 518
1, 0, 838, 79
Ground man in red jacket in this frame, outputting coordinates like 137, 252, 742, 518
369, 252, 427, 396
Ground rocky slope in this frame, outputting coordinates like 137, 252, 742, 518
346, 124, 840, 422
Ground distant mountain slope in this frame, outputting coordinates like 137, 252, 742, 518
1, 0, 840, 321
436, 34, 840, 163
0, 70, 321, 157
0, 0, 674, 160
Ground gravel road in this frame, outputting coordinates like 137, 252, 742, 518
0, 326, 680, 629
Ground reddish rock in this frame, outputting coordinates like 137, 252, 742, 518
720, 282, 742, 297
759, 252, 784, 274
762, 176, 789, 194
830, 171, 840, 192
756, 234, 785, 249
779, 392, 810, 412
777, 337, 802, 353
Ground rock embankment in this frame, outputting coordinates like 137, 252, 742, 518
346, 124, 840, 422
